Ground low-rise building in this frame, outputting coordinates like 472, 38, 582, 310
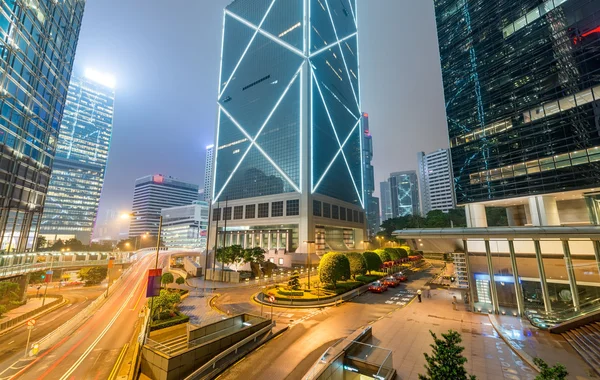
161, 201, 209, 250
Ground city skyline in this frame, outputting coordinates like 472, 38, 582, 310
73, 0, 448, 232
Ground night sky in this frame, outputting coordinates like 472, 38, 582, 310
74, 0, 449, 235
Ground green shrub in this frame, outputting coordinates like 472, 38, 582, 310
319, 252, 351, 287
277, 289, 304, 297
396, 247, 409, 259
363, 251, 383, 273
384, 248, 400, 261
356, 275, 381, 283
374, 249, 391, 263
150, 312, 189, 331
344, 252, 367, 279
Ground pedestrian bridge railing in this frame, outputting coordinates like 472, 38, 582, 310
0, 258, 129, 278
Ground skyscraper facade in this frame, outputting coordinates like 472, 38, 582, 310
211, 0, 365, 257
417, 149, 455, 215
129, 175, 199, 237
161, 201, 209, 250
435, 0, 600, 227
362, 113, 379, 237
40, 71, 116, 244
0, 1, 86, 252
380, 181, 393, 222
389, 171, 420, 217
202, 145, 214, 201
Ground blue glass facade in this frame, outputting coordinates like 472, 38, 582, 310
0, 0, 85, 252
40, 72, 115, 244
214, 0, 363, 207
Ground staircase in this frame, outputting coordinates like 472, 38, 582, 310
561, 322, 600, 376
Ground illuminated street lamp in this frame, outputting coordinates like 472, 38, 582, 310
303, 241, 315, 289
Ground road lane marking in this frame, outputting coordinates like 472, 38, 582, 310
7, 341, 14, 345
37, 330, 94, 380
107, 343, 128, 380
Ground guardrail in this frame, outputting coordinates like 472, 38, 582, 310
0, 295, 63, 332
0, 259, 129, 278
184, 321, 275, 380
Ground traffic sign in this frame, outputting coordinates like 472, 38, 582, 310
268, 295, 275, 303
26, 319, 36, 327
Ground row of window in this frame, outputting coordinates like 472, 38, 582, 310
312, 200, 365, 224
212, 199, 300, 221
502, 0, 569, 39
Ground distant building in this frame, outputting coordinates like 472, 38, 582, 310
362, 113, 380, 238
129, 175, 199, 237
202, 145, 214, 201
40, 71, 116, 245
389, 171, 420, 217
161, 201, 209, 250
380, 181, 393, 222
417, 149, 455, 215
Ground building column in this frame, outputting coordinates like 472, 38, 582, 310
506, 206, 526, 227
533, 240, 552, 313
507, 240, 525, 316
276, 231, 281, 249
465, 204, 487, 227
463, 239, 476, 312
267, 233, 272, 250
528, 196, 560, 226
484, 240, 499, 314
561, 240, 580, 311
259, 231, 263, 249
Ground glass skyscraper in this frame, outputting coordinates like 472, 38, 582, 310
362, 113, 379, 237
39, 71, 116, 244
0, 0, 85, 252
389, 171, 420, 217
435, 0, 600, 227
211, 0, 365, 257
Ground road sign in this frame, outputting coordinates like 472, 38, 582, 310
268, 295, 275, 303
26, 319, 36, 327
108, 257, 114, 269
46, 270, 53, 275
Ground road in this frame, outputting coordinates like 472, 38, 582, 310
0, 286, 104, 376
2, 251, 165, 380
215, 266, 437, 380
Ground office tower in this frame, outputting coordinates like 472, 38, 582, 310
389, 171, 420, 217
129, 175, 199, 237
380, 181, 393, 222
435, 0, 600, 227
362, 113, 379, 237
202, 145, 214, 201
40, 71, 116, 245
417, 149, 455, 215
211, 0, 365, 257
0, 1, 86, 252
161, 201, 209, 250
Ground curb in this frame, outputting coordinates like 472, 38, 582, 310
0, 298, 68, 337
209, 294, 227, 315
251, 291, 346, 309
488, 314, 540, 373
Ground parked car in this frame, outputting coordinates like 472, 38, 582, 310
368, 281, 388, 293
394, 273, 408, 282
382, 277, 400, 288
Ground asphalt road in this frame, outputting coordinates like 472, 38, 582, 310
1, 251, 166, 380
216, 266, 437, 380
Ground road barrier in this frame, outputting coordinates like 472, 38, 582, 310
0, 295, 64, 332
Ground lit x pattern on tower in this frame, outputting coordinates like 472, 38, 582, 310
214, 0, 363, 207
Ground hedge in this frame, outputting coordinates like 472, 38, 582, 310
150, 312, 190, 331
277, 289, 304, 297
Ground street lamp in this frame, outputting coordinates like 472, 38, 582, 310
303, 241, 315, 290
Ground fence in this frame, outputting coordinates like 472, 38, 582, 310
0, 295, 63, 331
0, 258, 128, 278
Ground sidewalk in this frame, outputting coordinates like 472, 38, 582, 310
1, 298, 47, 321
367, 286, 596, 380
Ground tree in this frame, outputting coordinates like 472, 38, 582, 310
425, 210, 449, 228
396, 247, 409, 259
261, 261, 277, 276
486, 207, 508, 227
384, 248, 399, 261
175, 276, 185, 285
419, 330, 476, 380
78, 267, 107, 286
215, 245, 245, 270
288, 271, 301, 290
36, 236, 47, 250
534, 358, 568, 380
64, 238, 84, 250
244, 247, 266, 265
0, 305, 6, 318
51, 239, 65, 251
0, 282, 21, 307
345, 252, 367, 279
363, 251, 383, 274
448, 208, 467, 227
29, 271, 46, 284
161, 272, 174, 288
374, 249, 391, 263
319, 252, 350, 288
148, 289, 181, 320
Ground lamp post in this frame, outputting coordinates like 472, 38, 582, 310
303, 241, 315, 290
41, 253, 54, 306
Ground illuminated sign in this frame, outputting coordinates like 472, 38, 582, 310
153, 175, 164, 184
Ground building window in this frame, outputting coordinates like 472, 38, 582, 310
286, 199, 299, 216
278, 258, 284, 265
323, 203, 331, 218
245, 204, 255, 219
353, 210, 359, 223
359, 211, 364, 224
272, 201, 283, 217
234, 206, 243, 220
258, 203, 269, 218
313, 200, 322, 217
212, 208, 221, 222
269, 258, 275, 263
340, 207, 346, 221
223, 207, 232, 221
332, 205, 339, 219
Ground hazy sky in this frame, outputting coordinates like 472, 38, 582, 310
73, 0, 448, 230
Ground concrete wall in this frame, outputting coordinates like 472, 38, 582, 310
205, 269, 240, 283
557, 199, 589, 225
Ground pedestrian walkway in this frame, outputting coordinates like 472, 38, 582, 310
178, 292, 223, 326
367, 287, 596, 380
0, 298, 46, 320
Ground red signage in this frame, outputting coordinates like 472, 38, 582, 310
146, 268, 162, 297
153, 175, 164, 184
27, 319, 36, 326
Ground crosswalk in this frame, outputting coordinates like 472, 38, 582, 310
383, 289, 416, 306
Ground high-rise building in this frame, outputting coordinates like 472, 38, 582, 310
129, 175, 199, 237
161, 201, 209, 250
389, 171, 420, 217
435, 0, 600, 227
211, 0, 365, 258
0, 1, 86, 252
417, 149, 455, 215
380, 181, 393, 222
362, 113, 379, 237
40, 71, 116, 245
202, 145, 214, 201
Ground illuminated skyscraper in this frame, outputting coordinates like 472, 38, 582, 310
389, 171, 420, 217
40, 71, 116, 244
211, 0, 365, 258
202, 145, 214, 201
417, 149, 455, 215
0, 1, 86, 252
362, 113, 379, 237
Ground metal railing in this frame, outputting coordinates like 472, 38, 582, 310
0, 258, 128, 278
0, 295, 63, 331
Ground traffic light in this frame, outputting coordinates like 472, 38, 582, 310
40, 274, 45, 280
